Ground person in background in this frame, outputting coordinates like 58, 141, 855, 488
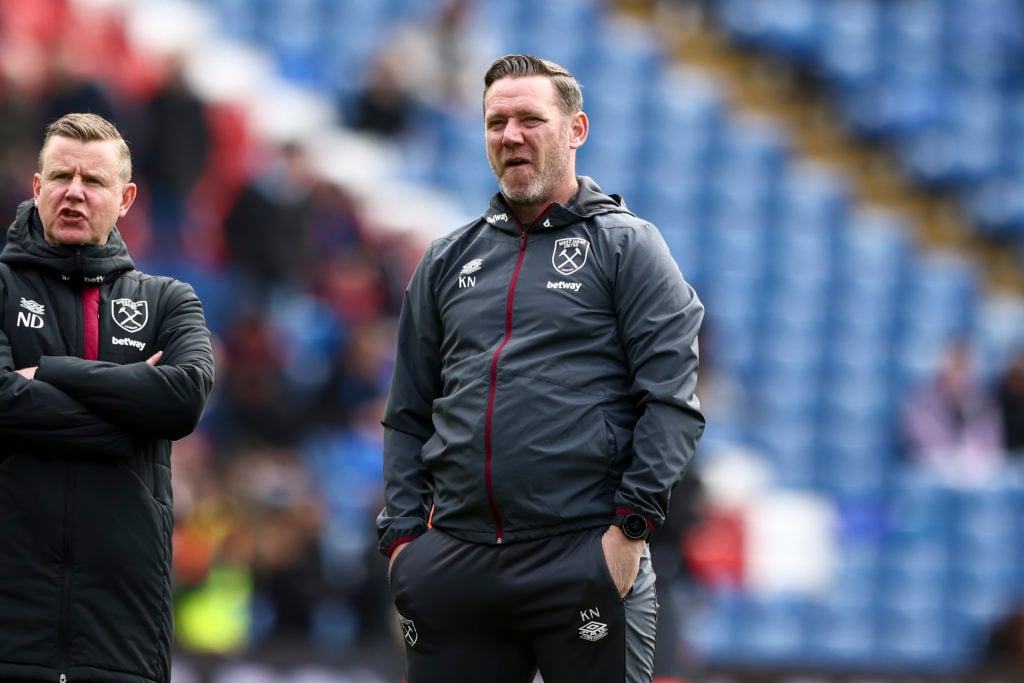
0, 112, 215, 683
996, 347, 1024, 459
378, 54, 705, 683
135, 54, 211, 261
221, 139, 315, 303
901, 340, 1004, 486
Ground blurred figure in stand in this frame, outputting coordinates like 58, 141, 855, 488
135, 54, 210, 262
900, 340, 1005, 486
996, 347, 1024, 460
221, 140, 316, 305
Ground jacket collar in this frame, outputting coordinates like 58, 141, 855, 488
482, 176, 630, 234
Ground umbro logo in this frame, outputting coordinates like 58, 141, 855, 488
579, 620, 608, 642
459, 259, 482, 289
20, 298, 44, 315
17, 297, 45, 329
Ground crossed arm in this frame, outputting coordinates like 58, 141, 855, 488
0, 285, 214, 456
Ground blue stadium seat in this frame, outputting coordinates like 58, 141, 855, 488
944, 0, 1024, 86
875, 602, 964, 670
902, 85, 1007, 188
716, 0, 822, 62
972, 293, 1024, 381
640, 71, 725, 196
685, 588, 742, 661
805, 598, 876, 667
817, 0, 883, 89
894, 252, 978, 383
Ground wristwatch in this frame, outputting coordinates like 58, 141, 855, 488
616, 512, 652, 542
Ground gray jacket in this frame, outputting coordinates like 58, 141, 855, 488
378, 177, 704, 553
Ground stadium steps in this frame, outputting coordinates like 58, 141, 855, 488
615, 0, 1024, 294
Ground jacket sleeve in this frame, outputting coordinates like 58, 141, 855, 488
612, 222, 705, 531
0, 330, 135, 459
376, 244, 441, 557
34, 280, 215, 440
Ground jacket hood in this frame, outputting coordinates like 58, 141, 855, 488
2, 199, 135, 284
482, 176, 631, 234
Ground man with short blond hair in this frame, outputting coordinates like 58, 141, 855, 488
0, 112, 215, 683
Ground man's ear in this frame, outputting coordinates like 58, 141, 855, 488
569, 111, 589, 150
118, 182, 138, 217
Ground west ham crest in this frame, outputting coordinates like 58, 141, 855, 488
112, 298, 149, 333
552, 238, 590, 275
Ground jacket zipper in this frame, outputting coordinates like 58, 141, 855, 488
58, 464, 75, 683
59, 285, 94, 681
484, 210, 552, 543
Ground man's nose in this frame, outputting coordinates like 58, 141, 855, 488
502, 120, 525, 145
66, 176, 86, 197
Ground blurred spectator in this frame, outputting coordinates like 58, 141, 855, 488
314, 246, 389, 328
650, 470, 705, 681
215, 311, 305, 449
135, 54, 211, 260
315, 317, 394, 429
982, 603, 1024, 674
347, 48, 416, 139
172, 434, 256, 655
997, 347, 1024, 457
0, 75, 38, 216
222, 140, 316, 302
386, 0, 488, 114
226, 446, 328, 648
37, 50, 121, 134
302, 395, 393, 650
900, 340, 1005, 486
308, 179, 364, 257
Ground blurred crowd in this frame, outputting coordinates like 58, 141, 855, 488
0, 0, 422, 665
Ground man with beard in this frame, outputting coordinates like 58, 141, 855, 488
378, 55, 705, 683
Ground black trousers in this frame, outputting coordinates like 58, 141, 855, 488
388, 526, 658, 683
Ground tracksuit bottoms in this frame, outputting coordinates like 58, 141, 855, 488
388, 526, 659, 683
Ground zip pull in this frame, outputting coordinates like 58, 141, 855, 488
60, 674, 67, 683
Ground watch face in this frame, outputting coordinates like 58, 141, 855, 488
623, 514, 648, 539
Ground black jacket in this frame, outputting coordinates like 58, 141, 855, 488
0, 200, 215, 683
378, 177, 705, 553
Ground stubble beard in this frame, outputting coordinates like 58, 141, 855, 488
491, 118, 575, 210
492, 144, 572, 211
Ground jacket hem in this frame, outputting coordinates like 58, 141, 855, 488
434, 515, 613, 545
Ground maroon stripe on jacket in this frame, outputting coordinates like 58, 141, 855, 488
82, 285, 100, 360
483, 206, 556, 544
